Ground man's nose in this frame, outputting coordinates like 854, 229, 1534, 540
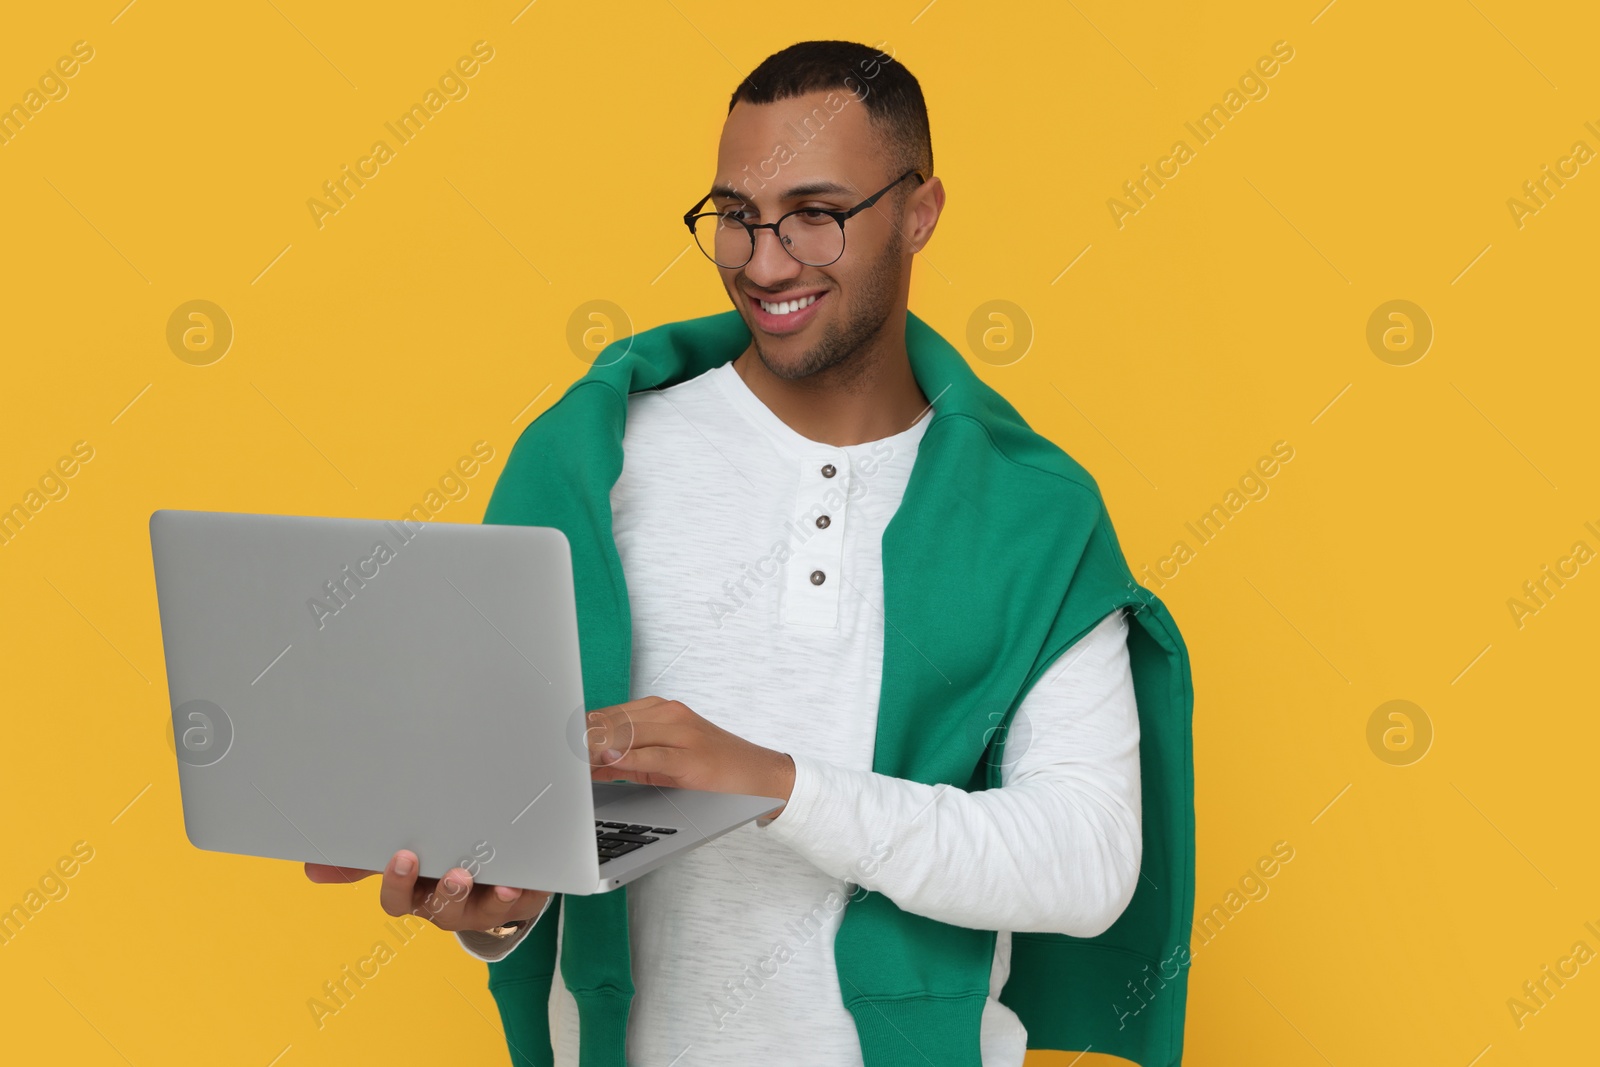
743, 227, 805, 288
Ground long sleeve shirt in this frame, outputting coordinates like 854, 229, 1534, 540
458, 360, 1142, 1066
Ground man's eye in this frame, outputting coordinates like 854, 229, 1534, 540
794, 209, 834, 224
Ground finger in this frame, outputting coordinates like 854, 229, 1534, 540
379, 850, 425, 917
587, 697, 675, 742
427, 871, 525, 931
586, 710, 639, 766
415, 865, 477, 926
583, 711, 612, 764
603, 740, 683, 783
305, 862, 379, 884
609, 695, 669, 712
591, 717, 691, 771
585, 697, 661, 739
607, 720, 687, 760
463, 883, 527, 930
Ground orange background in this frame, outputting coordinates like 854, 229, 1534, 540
1, 2, 1596, 1064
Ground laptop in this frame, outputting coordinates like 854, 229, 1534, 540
148, 509, 785, 895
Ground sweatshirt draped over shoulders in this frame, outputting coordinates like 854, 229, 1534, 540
472, 309, 1196, 1067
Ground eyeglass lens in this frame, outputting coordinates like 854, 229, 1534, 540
691, 211, 844, 268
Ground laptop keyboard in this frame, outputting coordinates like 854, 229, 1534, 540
595, 820, 679, 864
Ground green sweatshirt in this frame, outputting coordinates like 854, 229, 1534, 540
477, 308, 1196, 1067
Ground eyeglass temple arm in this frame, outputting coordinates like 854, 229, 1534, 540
683, 194, 712, 228
839, 169, 924, 221
683, 168, 923, 229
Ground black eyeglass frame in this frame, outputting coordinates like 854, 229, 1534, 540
682, 167, 926, 269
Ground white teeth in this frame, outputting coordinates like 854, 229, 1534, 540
758, 293, 819, 315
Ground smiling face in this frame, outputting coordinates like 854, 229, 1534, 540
707, 89, 933, 381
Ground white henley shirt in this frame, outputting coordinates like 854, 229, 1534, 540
458, 360, 1142, 1066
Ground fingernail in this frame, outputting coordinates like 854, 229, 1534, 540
394, 855, 413, 877
603, 749, 622, 763
495, 885, 518, 902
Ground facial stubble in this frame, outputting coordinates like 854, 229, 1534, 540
745, 225, 906, 384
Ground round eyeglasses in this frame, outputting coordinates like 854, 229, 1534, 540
682, 168, 925, 270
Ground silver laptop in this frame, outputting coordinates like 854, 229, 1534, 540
148, 509, 785, 895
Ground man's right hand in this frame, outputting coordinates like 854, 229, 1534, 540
304, 850, 552, 933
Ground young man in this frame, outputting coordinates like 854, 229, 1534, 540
307, 39, 1194, 1067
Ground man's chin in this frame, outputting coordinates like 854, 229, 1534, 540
747, 339, 817, 381
751, 338, 794, 374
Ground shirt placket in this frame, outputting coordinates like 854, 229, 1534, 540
781, 450, 850, 628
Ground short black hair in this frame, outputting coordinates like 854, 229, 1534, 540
729, 40, 933, 185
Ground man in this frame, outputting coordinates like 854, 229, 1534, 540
307, 39, 1194, 1067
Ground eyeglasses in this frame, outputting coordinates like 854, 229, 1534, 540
682, 168, 925, 270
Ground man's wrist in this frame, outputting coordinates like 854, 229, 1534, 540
765, 750, 797, 820
484, 891, 552, 936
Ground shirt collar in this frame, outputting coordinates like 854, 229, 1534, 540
707, 360, 932, 461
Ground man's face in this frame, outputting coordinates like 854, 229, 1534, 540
708, 89, 914, 381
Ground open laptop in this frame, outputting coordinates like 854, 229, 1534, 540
148, 509, 785, 895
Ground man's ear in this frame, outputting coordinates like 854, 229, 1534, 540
908, 176, 945, 254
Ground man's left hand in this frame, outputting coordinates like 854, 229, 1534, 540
585, 696, 795, 817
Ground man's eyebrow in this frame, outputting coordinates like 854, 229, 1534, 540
708, 180, 855, 202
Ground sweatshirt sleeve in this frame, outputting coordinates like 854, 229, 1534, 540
454, 892, 556, 962
757, 607, 1141, 937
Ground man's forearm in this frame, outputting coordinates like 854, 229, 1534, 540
757, 608, 1142, 936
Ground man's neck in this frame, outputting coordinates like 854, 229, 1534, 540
730, 332, 932, 448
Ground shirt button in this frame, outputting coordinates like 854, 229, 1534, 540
815, 515, 830, 529
810, 569, 826, 585
820, 464, 836, 478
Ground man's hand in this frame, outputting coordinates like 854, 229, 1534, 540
586, 696, 796, 815
303, 850, 551, 933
